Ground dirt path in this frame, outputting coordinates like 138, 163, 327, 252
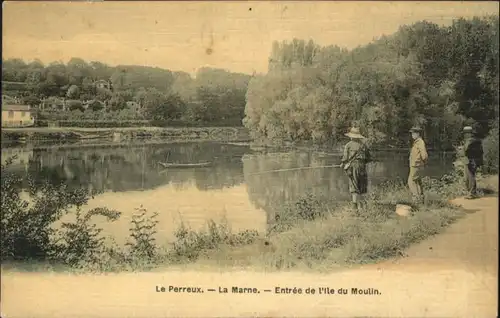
2, 195, 498, 318
363, 195, 498, 272
356, 194, 498, 316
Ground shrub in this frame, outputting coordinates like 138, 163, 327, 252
228, 229, 260, 246
67, 100, 84, 112
483, 124, 499, 174
52, 207, 121, 268
169, 220, 232, 262
89, 100, 104, 112
1, 157, 93, 260
269, 193, 328, 234
125, 206, 160, 261
1, 156, 119, 267
422, 164, 467, 199
168, 220, 259, 263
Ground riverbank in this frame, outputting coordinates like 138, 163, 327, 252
1, 126, 251, 143
2, 177, 497, 318
2, 127, 453, 153
185, 174, 498, 272
2, 152, 496, 273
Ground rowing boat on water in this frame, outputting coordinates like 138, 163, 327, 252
158, 161, 212, 168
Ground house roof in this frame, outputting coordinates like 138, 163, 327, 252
2, 104, 31, 111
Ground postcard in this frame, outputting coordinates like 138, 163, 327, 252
1, 1, 498, 317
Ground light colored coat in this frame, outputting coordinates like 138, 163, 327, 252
409, 137, 428, 167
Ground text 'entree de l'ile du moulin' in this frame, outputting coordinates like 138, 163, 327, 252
156, 285, 381, 295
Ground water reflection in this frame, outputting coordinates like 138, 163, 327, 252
1, 147, 32, 173
2, 142, 455, 240
3, 142, 247, 193
242, 150, 454, 223
55, 182, 268, 245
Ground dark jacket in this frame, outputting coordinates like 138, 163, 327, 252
464, 137, 484, 167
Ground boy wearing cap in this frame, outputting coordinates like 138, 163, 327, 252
461, 126, 484, 199
408, 126, 428, 204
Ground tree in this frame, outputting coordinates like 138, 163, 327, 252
108, 94, 127, 111
66, 85, 80, 99
89, 100, 104, 112
139, 88, 176, 120
67, 100, 84, 112
96, 87, 112, 103
22, 95, 42, 108
243, 16, 499, 148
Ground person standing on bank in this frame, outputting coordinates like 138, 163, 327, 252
408, 126, 428, 204
461, 126, 484, 199
341, 127, 372, 212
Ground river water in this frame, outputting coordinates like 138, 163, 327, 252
2, 141, 456, 245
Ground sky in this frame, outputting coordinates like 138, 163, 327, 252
2, 1, 499, 75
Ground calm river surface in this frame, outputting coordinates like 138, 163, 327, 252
2, 141, 455, 244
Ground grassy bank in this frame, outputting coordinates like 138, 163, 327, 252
2, 150, 497, 273
1, 126, 251, 143
188, 173, 497, 272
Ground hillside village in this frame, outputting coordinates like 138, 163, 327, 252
1, 59, 251, 128
3, 79, 116, 111
3, 77, 152, 115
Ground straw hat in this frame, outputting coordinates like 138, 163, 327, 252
463, 126, 473, 133
409, 126, 423, 133
345, 127, 365, 139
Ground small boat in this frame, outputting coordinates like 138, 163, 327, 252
79, 134, 106, 140
74, 131, 112, 140
158, 161, 212, 168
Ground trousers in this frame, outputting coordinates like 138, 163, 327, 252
408, 166, 424, 199
346, 162, 368, 195
464, 163, 477, 196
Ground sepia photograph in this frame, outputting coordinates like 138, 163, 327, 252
1, 1, 499, 317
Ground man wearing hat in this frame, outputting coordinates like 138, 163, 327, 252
341, 127, 372, 212
461, 126, 484, 199
408, 126, 428, 204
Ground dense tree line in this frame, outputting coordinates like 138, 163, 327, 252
244, 16, 499, 150
2, 16, 498, 152
2, 58, 251, 126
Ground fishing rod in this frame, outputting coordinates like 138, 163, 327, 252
158, 163, 343, 176
246, 164, 343, 176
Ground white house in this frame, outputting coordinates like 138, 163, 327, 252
2, 104, 35, 127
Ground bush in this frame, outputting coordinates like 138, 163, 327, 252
67, 100, 84, 112
483, 124, 499, 174
0, 156, 119, 265
1, 157, 89, 260
125, 206, 160, 261
89, 100, 104, 112
52, 207, 121, 268
168, 220, 259, 263
268, 193, 337, 234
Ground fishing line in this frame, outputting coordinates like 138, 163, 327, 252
245, 164, 343, 176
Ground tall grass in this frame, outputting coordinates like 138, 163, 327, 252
203, 164, 495, 271
250, 174, 472, 271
